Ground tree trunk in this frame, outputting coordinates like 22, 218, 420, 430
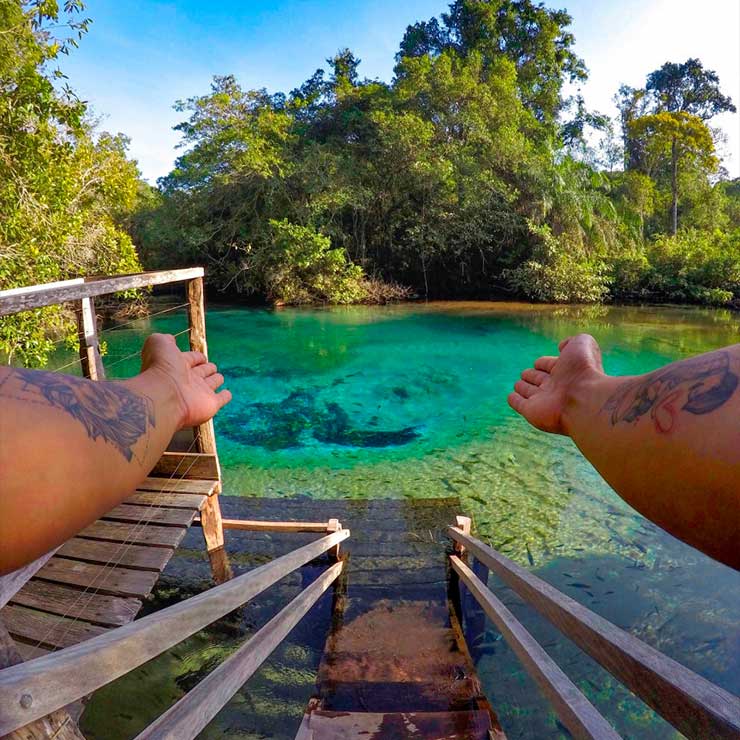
670, 136, 678, 236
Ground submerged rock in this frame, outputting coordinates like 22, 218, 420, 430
221, 392, 419, 450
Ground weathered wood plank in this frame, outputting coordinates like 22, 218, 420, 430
0, 621, 85, 739
149, 452, 219, 481
0, 529, 349, 734
134, 561, 344, 740
0, 548, 58, 610
57, 538, 173, 572
296, 710, 498, 740
448, 526, 740, 740
125, 491, 206, 510
451, 556, 619, 740
14, 642, 52, 662
0, 268, 204, 316
10, 580, 141, 628
3, 605, 106, 650
103, 504, 195, 527
137, 477, 217, 495
77, 520, 186, 548
219, 518, 331, 533
35, 558, 159, 598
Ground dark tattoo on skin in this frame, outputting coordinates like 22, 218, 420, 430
602, 351, 739, 433
0, 369, 155, 462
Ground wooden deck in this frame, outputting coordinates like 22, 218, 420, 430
1, 464, 219, 660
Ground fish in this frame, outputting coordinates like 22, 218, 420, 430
525, 543, 534, 566
568, 582, 592, 589
440, 478, 459, 494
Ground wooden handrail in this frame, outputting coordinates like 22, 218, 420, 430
0, 529, 349, 734
448, 526, 740, 740
219, 519, 338, 533
450, 556, 619, 740
0, 268, 204, 316
135, 561, 344, 740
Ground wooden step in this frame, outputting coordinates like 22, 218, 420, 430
137, 477, 217, 495
35, 557, 159, 598
103, 503, 196, 527
9, 579, 141, 627
3, 604, 107, 650
296, 710, 497, 740
125, 491, 207, 510
318, 680, 480, 713
77, 519, 187, 548
58, 537, 175, 571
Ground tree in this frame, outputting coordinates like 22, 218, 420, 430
0, 1, 142, 365
646, 59, 736, 120
397, 0, 586, 135
629, 112, 718, 234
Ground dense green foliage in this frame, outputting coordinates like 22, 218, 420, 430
3, 0, 740, 367
134, 0, 739, 308
0, 1, 141, 364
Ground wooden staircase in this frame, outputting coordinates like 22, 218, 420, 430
298, 599, 503, 739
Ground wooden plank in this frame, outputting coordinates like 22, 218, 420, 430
35, 558, 159, 598
448, 527, 740, 740
125, 491, 206, 510
75, 296, 105, 380
149, 452, 219, 481
77, 520, 186, 548
3, 605, 106, 650
0, 548, 59, 609
219, 519, 331, 533
14, 642, 52, 662
297, 710, 498, 740
0, 621, 85, 739
103, 504, 195, 527
0, 529, 350, 735
0, 268, 204, 316
451, 556, 619, 740
134, 561, 344, 740
57, 538, 173, 572
10, 580, 141, 627
137, 477, 217, 495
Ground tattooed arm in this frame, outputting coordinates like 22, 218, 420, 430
509, 334, 740, 570
0, 334, 231, 574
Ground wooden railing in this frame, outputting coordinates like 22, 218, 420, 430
0, 268, 229, 579
0, 529, 348, 736
448, 518, 740, 740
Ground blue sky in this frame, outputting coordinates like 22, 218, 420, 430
60, 0, 740, 182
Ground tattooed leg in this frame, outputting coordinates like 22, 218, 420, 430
601, 351, 739, 434
0, 369, 155, 463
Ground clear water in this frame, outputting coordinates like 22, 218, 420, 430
61, 300, 739, 738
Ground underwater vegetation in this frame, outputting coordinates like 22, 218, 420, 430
219, 389, 419, 450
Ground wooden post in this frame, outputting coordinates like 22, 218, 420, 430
75, 297, 105, 380
453, 515, 471, 558
185, 277, 221, 476
327, 519, 342, 559
186, 277, 228, 583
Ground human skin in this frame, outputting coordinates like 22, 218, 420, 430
508, 333, 740, 570
0, 333, 232, 574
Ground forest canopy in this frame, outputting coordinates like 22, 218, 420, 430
2, 0, 740, 364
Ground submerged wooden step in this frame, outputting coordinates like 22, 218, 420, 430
296, 709, 498, 740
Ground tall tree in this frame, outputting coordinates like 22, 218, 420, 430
622, 59, 735, 234
629, 112, 718, 235
396, 0, 586, 135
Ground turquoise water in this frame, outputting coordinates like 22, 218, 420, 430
63, 301, 739, 738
